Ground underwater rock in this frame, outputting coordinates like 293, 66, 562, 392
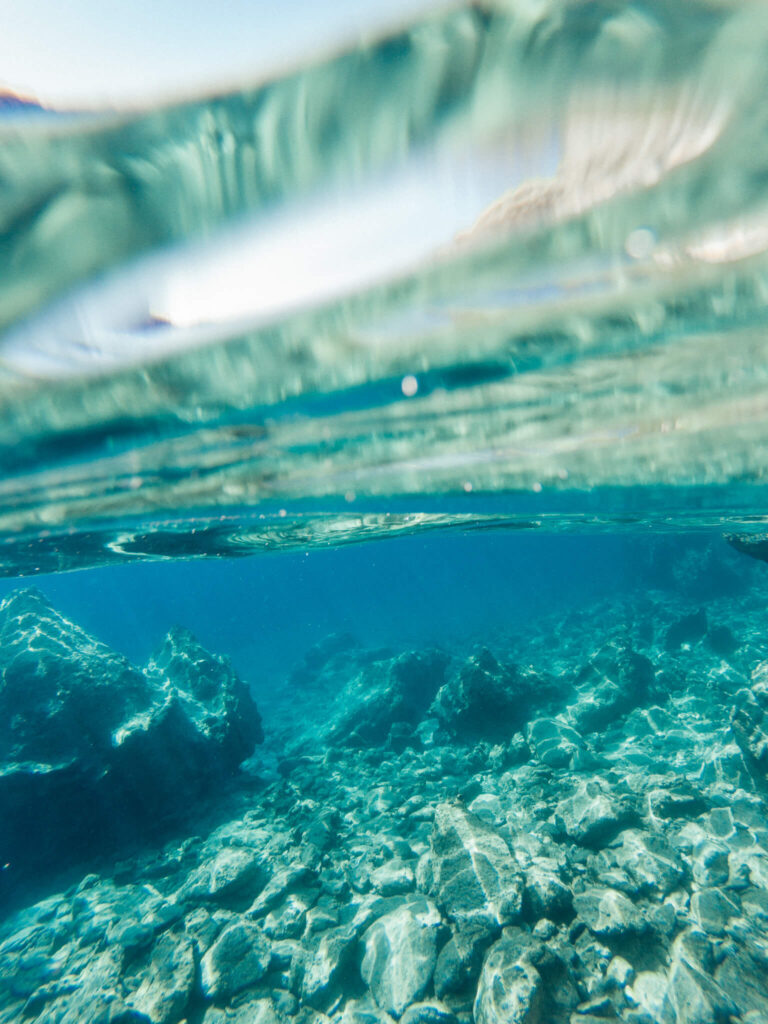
727, 532, 768, 565
299, 921, 361, 1009
569, 642, 655, 733
731, 672, 768, 784
468, 792, 504, 826
572, 887, 647, 937
714, 931, 768, 1016
303, 808, 339, 854
605, 955, 634, 989
4, 878, 190, 1024
432, 920, 491, 999
200, 920, 272, 999
203, 997, 282, 1024
126, 932, 195, 1024
555, 779, 633, 847
247, 865, 314, 918
690, 887, 741, 936
694, 547, 749, 597
473, 930, 545, 1024
429, 802, 523, 937
665, 930, 737, 1024
398, 1001, 458, 1024
289, 632, 357, 687
664, 608, 708, 651
181, 846, 266, 905
607, 829, 685, 898
0, 588, 151, 768
0, 919, 66, 1007
0, 588, 263, 904
360, 896, 442, 1017
337, 996, 397, 1024
23, 945, 130, 1024
370, 860, 416, 897
521, 864, 572, 921
656, 541, 748, 599
263, 893, 310, 939
691, 838, 730, 888
645, 783, 709, 820
6, 578, 768, 1023
625, 970, 669, 1021
707, 623, 738, 657
525, 717, 590, 769
144, 624, 263, 766
431, 648, 558, 743
326, 650, 449, 748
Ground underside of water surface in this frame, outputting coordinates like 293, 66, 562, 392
3, 1, 768, 1023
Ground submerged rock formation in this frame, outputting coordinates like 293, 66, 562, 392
4, 578, 768, 1024
731, 664, 768, 785
431, 648, 561, 743
278, 647, 450, 753
326, 650, 450, 749
568, 640, 655, 734
0, 588, 263, 903
728, 532, 768, 564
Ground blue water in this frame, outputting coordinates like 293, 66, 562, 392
4, 2, 768, 1021
6, 532, 652, 687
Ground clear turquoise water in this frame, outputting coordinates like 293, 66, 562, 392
3, 3, 768, 1022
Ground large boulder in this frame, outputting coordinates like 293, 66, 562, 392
399, 1003, 457, 1024
714, 931, 768, 1017
525, 718, 592, 770
666, 931, 738, 1024
731, 664, 768, 785
0, 588, 263, 906
300, 920, 364, 1010
572, 887, 648, 938
200, 921, 272, 999
126, 932, 196, 1024
568, 641, 654, 734
145, 624, 263, 765
473, 929, 578, 1024
360, 896, 442, 1017
429, 803, 523, 938
554, 778, 634, 847
0, 588, 149, 768
180, 846, 267, 905
474, 941, 541, 1024
606, 830, 684, 898
325, 650, 449, 748
431, 649, 559, 743
288, 632, 358, 687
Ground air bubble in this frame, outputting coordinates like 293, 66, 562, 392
401, 374, 418, 397
625, 227, 656, 260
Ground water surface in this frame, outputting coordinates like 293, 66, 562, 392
2, 3, 768, 1023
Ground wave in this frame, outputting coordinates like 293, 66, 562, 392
1, 0, 768, 572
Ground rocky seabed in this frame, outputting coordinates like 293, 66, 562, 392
3, 556, 768, 1023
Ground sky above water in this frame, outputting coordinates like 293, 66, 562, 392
0, 0, 441, 107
